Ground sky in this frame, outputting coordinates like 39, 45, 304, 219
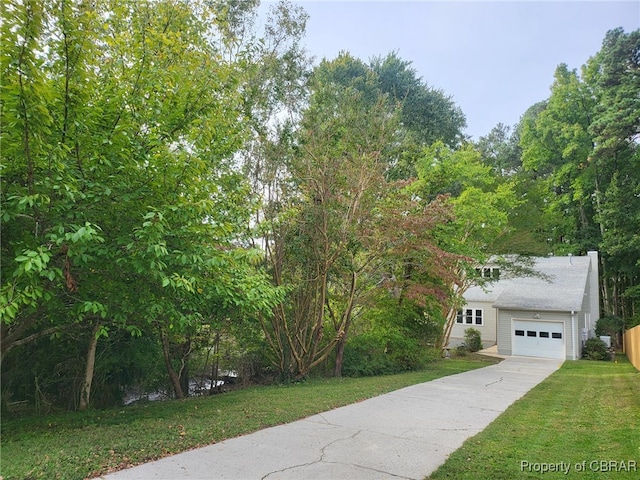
264, 0, 640, 140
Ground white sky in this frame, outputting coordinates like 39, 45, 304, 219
264, 0, 640, 140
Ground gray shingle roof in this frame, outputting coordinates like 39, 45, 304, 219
466, 256, 591, 312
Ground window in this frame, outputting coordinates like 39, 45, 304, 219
552, 332, 562, 339
477, 267, 500, 279
527, 331, 537, 337
515, 330, 525, 336
457, 308, 484, 326
465, 309, 473, 324
539, 331, 550, 338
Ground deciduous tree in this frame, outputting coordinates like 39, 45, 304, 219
1, 0, 280, 409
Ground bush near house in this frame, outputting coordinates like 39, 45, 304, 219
582, 337, 611, 361
464, 328, 483, 353
596, 315, 624, 348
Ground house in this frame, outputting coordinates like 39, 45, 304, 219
450, 251, 600, 360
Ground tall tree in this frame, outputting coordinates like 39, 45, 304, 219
1, 0, 280, 409
518, 28, 640, 320
585, 28, 640, 320
476, 123, 522, 176
520, 64, 599, 255
371, 52, 467, 179
411, 142, 522, 351
260, 60, 400, 378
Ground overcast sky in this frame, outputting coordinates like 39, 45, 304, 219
265, 0, 640, 140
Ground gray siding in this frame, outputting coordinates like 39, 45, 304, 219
587, 251, 600, 329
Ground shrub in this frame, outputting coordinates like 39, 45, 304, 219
625, 313, 640, 329
595, 315, 625, 349
595, 315, 624, 337
341, 293, 443, 377
464, 328, 483, 353
582, 337, 610, 361
342, 328, 435, 377
454, 345, 468, 357
342, 331, 396, 377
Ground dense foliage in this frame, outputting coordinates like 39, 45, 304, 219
517, 28, 640, 322
463, 328, 483, 353
582, 337, 611, 361
1, 0, 282, 411
1, 0, 638, 414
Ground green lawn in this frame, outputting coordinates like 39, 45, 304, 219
1, 355, 498, 480
428, 356, 640, 480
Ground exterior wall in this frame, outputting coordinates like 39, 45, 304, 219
578, 290, 592, 358
571, 251, 599, 359
587, 251, 600, 330
449, 300, 497, 348
569, 311, 580, 360
580, 252, 599, 340
497, 309, 579, 360
577, 311, 586, 358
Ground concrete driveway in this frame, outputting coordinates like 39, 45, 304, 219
95, 356, 562, 480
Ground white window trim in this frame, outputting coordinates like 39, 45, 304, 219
476, 267, 501, 279
456, 308, 484, 326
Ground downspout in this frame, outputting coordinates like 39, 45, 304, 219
571, 310, 577, 360
495, 307, 499, 348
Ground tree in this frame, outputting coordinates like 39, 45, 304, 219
518, 28, 640, 320
520, 64, 599, 256
585, 28, 640, 320
260, 61, 400, 378
371, 52, 467, 148
1, 0, 280, 410
476, 123, 522, 176
253, 51, 465, 378
290, 51, 468, 180
411, 142, 523, 351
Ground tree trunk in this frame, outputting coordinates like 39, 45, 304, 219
0, 313, 39, 364
78, 322, 101, 412
333, 334, 347, 377
209, 332, 221, 395
333, 270, 358, 377
160, 329, 184, 399
180, 358, 190, 397
178, 338, 191, 397
440, 306, 459, 354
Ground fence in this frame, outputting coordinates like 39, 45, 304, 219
623, 324, 640, 371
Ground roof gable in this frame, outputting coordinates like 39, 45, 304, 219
466, 256, 592, 312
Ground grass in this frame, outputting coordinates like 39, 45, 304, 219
0, 355, 498, 480
428, 356, 640, 480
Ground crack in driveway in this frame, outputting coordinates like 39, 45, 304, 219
260, 429, 419, 480
261, 429, 362, 479
484, 376, 504, 387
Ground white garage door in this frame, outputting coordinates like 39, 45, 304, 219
512, 320, 565, 360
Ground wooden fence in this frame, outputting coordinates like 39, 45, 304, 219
623, 324, 640, 371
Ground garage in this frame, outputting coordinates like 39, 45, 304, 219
512, 319, 565, 360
